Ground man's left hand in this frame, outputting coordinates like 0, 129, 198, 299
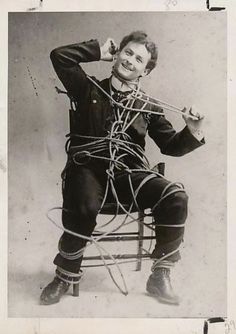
182, 106, 205, 135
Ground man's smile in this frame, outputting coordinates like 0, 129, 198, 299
121, 63, 133, 71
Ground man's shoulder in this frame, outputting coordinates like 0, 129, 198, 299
138, 89, 163, 114
86, 76, 111, 102
84, 75, 107, 92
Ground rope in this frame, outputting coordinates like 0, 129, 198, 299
86, 75, 164, 116
87, 75, 198, 120
48, 77, 188, 295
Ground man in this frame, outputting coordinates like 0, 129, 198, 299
40, 31, 204, 306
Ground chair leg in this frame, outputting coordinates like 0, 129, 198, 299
136, 211, 144, 271
73, 283, 80, 297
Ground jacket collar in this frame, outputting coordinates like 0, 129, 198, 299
100, 77, 110, 94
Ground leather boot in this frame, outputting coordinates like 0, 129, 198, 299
146, 267, 180, 305
40, 277, 70, 305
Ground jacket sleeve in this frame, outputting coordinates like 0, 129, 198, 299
148, 108, 205, 157
50, 39, 101, 100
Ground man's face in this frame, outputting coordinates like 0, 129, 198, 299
113, 42, 151, 81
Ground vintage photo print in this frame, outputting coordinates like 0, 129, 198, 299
7, 11, 226, 320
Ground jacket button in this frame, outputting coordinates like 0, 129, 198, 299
92, 99, 97, 104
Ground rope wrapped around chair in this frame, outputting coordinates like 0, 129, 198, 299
47, 78, 187, 295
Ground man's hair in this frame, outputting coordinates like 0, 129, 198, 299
119, 31, 158, 73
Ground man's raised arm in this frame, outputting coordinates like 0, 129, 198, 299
50, 39, 101, 100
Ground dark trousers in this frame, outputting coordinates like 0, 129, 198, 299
54, 163, 188, 279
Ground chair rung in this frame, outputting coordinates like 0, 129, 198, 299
93, 232, 139, 236
83, 254, 151, 261
92, 235, 156, 242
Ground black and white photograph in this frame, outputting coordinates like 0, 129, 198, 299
7, 10, 227, 320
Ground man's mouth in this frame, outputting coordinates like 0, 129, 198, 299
121, 63, 133, 71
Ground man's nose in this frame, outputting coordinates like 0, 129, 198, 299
125, 57, 134, 66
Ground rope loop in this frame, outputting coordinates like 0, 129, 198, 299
72, 150, 91, 166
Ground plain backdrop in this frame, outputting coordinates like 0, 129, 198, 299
8, 12, 226, 318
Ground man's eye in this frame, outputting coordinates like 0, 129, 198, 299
125, 50, 132, 55
137, 58, 142, 63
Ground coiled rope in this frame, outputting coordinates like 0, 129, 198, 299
48, 77, 187, 294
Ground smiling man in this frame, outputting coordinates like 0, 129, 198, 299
112, 42, 150, 79
40, 31, 205, 306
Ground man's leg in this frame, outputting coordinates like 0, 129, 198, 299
115, 171, 188, 305
40, 165, 106, 305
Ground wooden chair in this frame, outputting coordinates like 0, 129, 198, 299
72, 204, 155, 297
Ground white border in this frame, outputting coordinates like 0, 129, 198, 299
1, 0, 235, 333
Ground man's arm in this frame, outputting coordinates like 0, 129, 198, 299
50, 39, 101, 100
50, 38, 117, 100
148, 107, 205, 157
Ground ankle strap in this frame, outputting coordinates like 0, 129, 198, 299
56, 267, 83, 283
151, 260, 174, 272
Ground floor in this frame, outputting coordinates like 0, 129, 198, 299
8, 202, 226, 318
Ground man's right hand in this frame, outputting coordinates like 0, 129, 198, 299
100, 38, 118, 62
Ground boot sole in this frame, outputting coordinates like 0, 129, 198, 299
146, 286, 180, 305
40, 298, 61, 305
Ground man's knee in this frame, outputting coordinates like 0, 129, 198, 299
79, 200, 101, 221
164, 188, 188, 212
153, 187, 188, 224
61, 199, 100, 232
170, 190, 188, 207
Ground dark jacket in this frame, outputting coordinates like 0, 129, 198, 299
50, 39, 204, 162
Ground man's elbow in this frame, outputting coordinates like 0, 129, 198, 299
160, 146, 186, 157
50, 48, 58, 63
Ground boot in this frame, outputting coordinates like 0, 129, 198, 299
146, 266, 180, 305
40, 276, 70, 305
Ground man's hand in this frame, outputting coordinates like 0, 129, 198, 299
182, 106, 205, 137
100, 38, 118, 62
